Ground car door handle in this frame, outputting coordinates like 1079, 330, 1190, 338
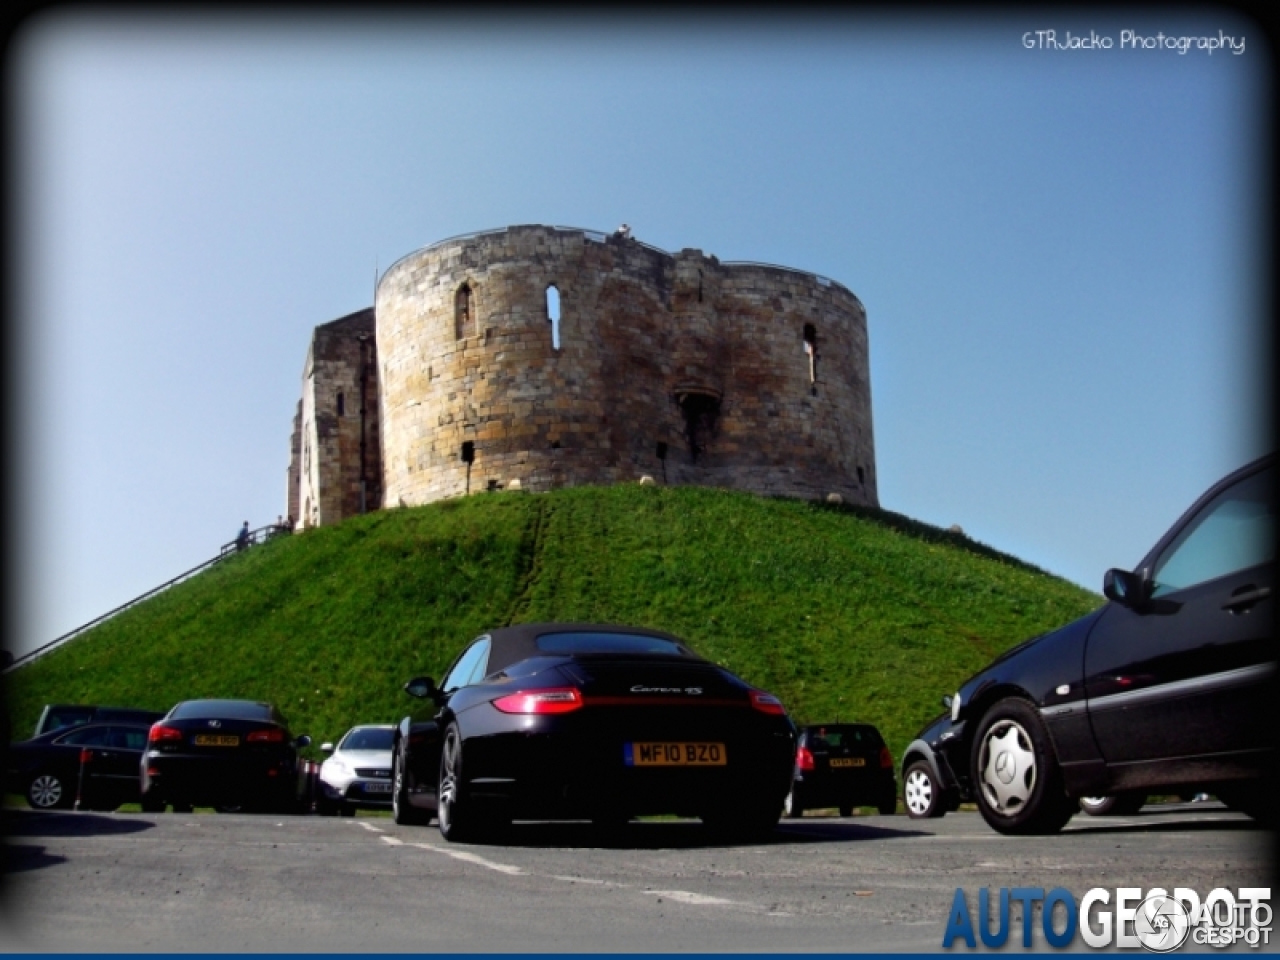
1222, 586, 1270, 612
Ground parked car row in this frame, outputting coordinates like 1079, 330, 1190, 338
10, 454, 1271, 841
7, 699, 322, 814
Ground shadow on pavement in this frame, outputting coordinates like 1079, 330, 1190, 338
4, 809, 155, 839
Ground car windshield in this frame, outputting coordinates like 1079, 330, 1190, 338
169, 700, 275, 721
340, 728, 394, 751
535, 631, 693, 656
808, 726, 882, 748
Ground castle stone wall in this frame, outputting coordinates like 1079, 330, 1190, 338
374, 225, 876, 509
295, 308, 382, 528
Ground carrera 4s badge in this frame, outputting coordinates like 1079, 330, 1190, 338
630, 685, 703, 695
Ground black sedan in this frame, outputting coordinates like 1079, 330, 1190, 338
140, 699, 313, 813
393, 623, 797, 843
901, 453, 1274, 834
783, 723, 897, 818
7, 723, 150, 811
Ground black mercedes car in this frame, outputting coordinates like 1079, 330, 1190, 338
783, 723, 897, 818
140, 699, 313, 813
392, 623, 797, 842
901, 453, 1274, 834
7, 722, 150, 811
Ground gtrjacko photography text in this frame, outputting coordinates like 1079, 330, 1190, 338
1021, 30, 1245, 55
943, 886, 1272, 951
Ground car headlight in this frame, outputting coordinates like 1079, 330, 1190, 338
950, 691, 962, 723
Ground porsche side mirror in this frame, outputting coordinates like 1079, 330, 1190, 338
404, 676, 438, 699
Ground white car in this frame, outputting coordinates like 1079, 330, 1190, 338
318, 725, 395, 816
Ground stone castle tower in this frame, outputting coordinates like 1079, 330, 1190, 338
289, 224, 876, 528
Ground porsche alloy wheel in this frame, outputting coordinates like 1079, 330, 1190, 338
437, 723, 501, 842
783, 790, 804, 819
393, 743, 428, 826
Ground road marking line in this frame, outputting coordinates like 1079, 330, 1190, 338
380, 836, 404, 845
358, 822, 384, 833
646, 889, 738, 907
410, 842, 527, 876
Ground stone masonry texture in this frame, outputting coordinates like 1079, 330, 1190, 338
291, 225, 876, 525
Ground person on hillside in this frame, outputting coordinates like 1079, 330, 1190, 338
236, 521, 250, 552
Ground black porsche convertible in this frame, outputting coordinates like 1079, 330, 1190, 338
392, 623, 797, 843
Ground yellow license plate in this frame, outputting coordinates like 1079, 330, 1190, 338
626, 742, 727, 767
830, 757, 865, 768
193, 734, 240, 747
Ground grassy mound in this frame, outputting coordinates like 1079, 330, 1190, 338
6, 485, 1099, 765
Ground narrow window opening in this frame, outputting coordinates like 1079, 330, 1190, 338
460, 441, 475, 463
655, 442, 668, 460
803, 324, 818, 384
455, 284, 473, 340
697, 270, 703, 303
546, 284, 561, 350
678, 392, 720, 464
337, 392, 345, 417
857, 466, 865, 485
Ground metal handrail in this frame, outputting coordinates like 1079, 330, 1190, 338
3, 524, 292, 674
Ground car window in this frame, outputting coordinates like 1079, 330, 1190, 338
442, 638, 491, 692
340, 728, 395, 751
44, 708, 95, 732
115, 729, 148, 750
534, 632, 693, 656
170, 700, 274, 721
1151, 465, 1275, 596
57, 726, 113, 746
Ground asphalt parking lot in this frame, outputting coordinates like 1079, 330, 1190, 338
1, 802, 1272, 952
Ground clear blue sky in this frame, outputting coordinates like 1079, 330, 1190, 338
7, 9, 1271, 660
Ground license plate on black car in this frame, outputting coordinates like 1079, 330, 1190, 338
625, 742, 727, 766
830, 757, 865, 768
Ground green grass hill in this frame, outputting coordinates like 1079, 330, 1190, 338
6, 485, 1101, 769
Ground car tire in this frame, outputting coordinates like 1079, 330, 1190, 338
27, 771, 73, 810
903, 761, 945, 819
339, 804, 356, 818
877, 798, 897, 816
171, 802, 194, 814
783, 790, 804, 819
140, 792, 165, 813
437, 722, 502, 843
971, 699, 1075, 836
1078, 794, 1145, 817
392, 742, 430, 826
839, 805, 853, 818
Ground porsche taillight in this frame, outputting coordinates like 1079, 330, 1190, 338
492, 688, 584, 715
749, 690, 787, 715
796, 746, 815, 772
